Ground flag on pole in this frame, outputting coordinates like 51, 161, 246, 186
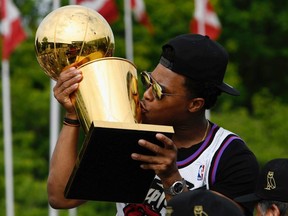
131, 0, 153, 34
190, 0, 221, 40
76, 0, 119, 23
1, 0, 26, 59
1, 1, 26, 216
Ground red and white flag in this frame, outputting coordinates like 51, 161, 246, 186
131, 0, 153, 34
190, 0, 221, 40
76, 0, 119, 24
1, 0, 26, 59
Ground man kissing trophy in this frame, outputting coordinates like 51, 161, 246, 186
35, 5, 173, 203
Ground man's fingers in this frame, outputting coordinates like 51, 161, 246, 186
156, 133, 175, 150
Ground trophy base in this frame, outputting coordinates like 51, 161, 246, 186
64, 121, 174, 203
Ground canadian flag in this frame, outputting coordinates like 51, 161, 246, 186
190, 0, 221, 40
76, 0, 119, 24
1, 0, 26, 59
131, 0, 153, 34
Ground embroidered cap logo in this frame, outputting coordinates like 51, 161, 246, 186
194, 205, 208, 216
265, 171, 276, 190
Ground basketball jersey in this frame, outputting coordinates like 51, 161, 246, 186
116, 123, 242, 216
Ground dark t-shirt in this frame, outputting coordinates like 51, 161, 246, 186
177, 123, 259, 216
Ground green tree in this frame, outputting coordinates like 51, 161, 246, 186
220, 1, 288, 111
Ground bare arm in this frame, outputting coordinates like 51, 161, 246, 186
47, 67, 85, 208
47, 124, 85, 208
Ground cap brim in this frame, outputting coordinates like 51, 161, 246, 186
217, 82, 240, 96
234, 193, 261, 203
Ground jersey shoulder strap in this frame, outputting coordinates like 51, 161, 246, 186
205, 125, 242, 188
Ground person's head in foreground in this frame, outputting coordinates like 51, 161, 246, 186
166, 189, 245, 216
235, 158, 288, 216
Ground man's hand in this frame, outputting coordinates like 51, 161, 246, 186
53, 67, 83, 117
131, 133, 178, 180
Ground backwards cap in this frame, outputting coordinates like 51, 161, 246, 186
160, 34, 239, 96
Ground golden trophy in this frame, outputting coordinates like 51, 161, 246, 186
34, 4, 140, 133
35, 5, 173, 203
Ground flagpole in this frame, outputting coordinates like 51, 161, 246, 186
2, 1, 27, 215
2, 59, 14, 216
124, 0, 133, 61
48, 79, 60, 216
48, 0, 60, 212
198, 0, 206, 36
65, 1, 77, 213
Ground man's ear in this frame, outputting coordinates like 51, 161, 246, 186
188, 98, 205, 112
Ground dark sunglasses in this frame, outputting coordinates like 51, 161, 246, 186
140, 71, 181, 100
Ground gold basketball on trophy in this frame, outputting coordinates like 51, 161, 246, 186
35, 5, 115, 80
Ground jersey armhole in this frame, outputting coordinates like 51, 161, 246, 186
208, 135, 242, 186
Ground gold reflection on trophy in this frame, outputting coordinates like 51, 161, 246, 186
35, 5, 142, 133
75, 57, 141, 133
35, 5, 115, 80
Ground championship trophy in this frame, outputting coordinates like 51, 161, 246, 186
35, 5, 173, 203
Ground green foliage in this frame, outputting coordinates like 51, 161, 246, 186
220, 1, 288, 110
212, 89, 288, 165
1, 0, 288, 215
76, 202, 116, 216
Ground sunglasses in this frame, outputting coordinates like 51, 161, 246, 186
140, 71, 181, 100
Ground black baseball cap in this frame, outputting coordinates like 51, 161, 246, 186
167, 189, 244, 216
160, 34, 240, 96
235, 158, 288, 203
